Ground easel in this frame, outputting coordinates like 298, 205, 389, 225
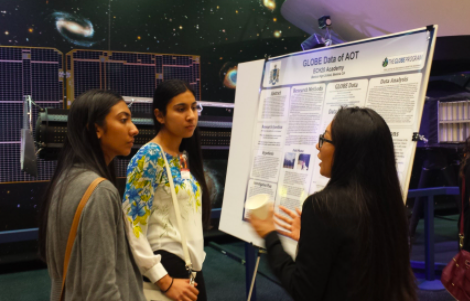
245, 244, 267, 301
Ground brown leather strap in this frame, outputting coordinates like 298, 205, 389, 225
59, 177, 106, 301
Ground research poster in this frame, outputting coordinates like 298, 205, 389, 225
220, 26, 437, 252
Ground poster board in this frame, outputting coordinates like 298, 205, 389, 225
220, 26, 438, 254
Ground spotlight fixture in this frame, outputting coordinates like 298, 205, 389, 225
318, 15, 332, 29
301, 15, 335, 50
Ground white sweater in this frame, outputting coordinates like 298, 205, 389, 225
122, 143, 205, 283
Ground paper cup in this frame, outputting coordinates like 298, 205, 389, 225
245, 194, 271, 219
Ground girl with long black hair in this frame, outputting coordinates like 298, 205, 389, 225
122, 80, 211, 301
249, 107, 417, 301
38, 90, 144, 301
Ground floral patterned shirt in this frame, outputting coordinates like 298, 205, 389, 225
122, 143, 205, 283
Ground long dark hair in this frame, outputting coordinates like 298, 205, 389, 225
38, 90, 124, 261
152, 79, 211, 227
315, 107, 416, 300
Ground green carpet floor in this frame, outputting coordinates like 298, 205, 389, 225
0, 215, 461, 300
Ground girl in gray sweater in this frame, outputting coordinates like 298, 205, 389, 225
38, 90, 145, 301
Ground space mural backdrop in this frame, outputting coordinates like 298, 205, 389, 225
0, 0, 307, 101
0, 0, 307, 261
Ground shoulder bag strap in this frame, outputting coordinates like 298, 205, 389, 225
156, 143, 193, 272
60, 177, 106, 301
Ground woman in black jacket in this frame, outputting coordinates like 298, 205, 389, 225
249, 107, 417, 301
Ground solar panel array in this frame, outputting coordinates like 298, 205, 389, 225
0, 47, 201, 182
65, 50, 201, 106
66, 50, 201, 177
0, 47, 64, 182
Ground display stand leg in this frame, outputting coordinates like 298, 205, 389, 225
245, 243, 258, 301
247, 251, 261, 301
245, 243, 267, 301
418, 195, 445, 291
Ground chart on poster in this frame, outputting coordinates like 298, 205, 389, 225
220, 26, 438, 253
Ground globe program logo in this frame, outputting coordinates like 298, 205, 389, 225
382, 58, 389, 67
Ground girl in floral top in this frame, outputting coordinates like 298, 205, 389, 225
123, 80, 211, 301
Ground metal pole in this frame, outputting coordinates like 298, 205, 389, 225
424, 195, 435, 281
247, 254, 261, 301
245, 243, 258, 301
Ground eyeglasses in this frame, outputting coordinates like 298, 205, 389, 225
319, 133, 334, 148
